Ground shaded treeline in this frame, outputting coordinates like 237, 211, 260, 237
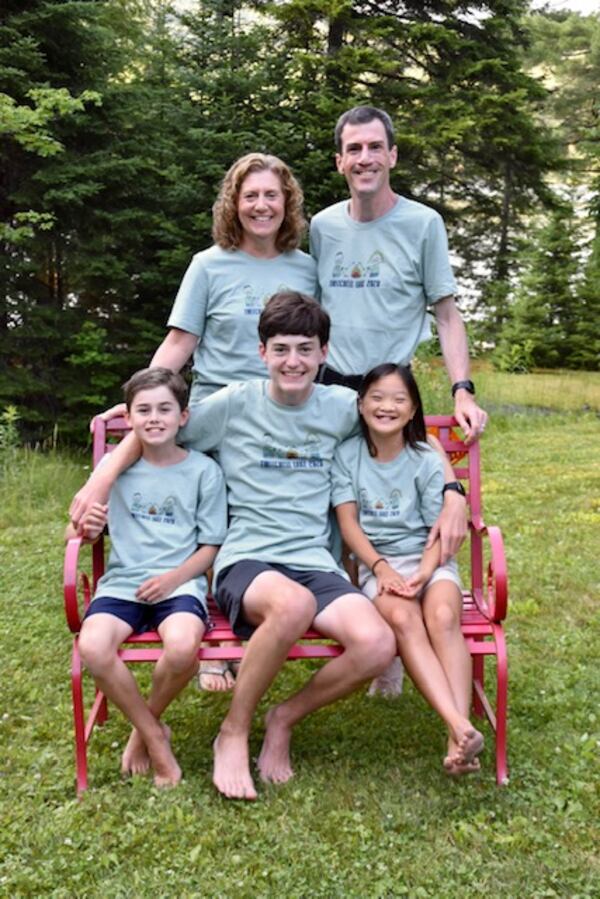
1, 1, 598, 441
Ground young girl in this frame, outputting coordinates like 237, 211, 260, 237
331, 363, 483, 774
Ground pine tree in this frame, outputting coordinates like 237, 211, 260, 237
495, 203, 581, 370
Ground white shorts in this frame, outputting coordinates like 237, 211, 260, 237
359, 553, 462, 602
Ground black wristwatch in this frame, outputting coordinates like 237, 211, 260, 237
451, 379, 475, 397
443, 481, 466, 498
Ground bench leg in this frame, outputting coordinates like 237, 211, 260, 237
97, 690, 108, 726
494, 625, 509, 785
472, 650, 485, 719
71, 641, 88, 796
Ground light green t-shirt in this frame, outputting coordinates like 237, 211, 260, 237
331, 435, 444, 556
178, 380, 358, 582
167, 245, 318, 402
94, 451, 227, 607
310, 197, 457, 374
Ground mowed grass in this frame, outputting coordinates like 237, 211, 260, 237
473, 361, 600, 413
1, 393, 598, 896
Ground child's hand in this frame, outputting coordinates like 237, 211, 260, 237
135, 572, 180, 604
376, 563, 411, 598
396, 569, 429, 598
80, 503, 108, 541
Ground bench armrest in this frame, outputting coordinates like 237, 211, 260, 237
470, 519, 508, 623
64, 537, 91, 633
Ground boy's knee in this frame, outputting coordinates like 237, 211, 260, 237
79, 630, 111, 674
351, 620, 396, 678
264, 584, 316, 637
162, 634, 201, 673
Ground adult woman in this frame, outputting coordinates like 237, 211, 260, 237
103, 153, 316, 691
152, 152, 317, 405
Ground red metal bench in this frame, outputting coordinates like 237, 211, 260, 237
64, 414, 508, 793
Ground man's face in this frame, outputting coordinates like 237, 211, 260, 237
336, 119, 397, 200
259, 334, 327, 406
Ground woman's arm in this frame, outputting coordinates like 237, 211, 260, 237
151, 328, 199, 371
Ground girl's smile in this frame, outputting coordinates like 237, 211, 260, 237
359, 373, 416, 441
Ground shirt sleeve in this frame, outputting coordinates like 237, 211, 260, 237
167, 253, 210, 337
309, 217, 321, 262
421, 214, 457, 306
178, 387, 230, 453
417, 450, 445, 526
331, 442, 358, 508
195, 460, 228, 546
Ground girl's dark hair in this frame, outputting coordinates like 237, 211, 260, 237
358, 363, 427, 457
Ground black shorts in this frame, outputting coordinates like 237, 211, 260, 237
84, 594, 208, 634
216, 560, 365, 639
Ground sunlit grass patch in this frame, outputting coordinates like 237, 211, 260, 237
472, 360, 600, 412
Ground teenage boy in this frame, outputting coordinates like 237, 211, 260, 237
67, 368, 227, 787
311, 105, 488, 464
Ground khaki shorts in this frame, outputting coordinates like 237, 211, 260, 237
359, 553, 462, 601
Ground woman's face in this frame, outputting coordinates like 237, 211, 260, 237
237, 169, 285, 247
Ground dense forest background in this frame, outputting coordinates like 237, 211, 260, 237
2, 0, 599, 441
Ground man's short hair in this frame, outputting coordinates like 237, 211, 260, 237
334, 106, 395, 152
122, 367, 189, 411
258, 292, 330, 347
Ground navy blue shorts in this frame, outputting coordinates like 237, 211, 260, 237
84, 594, 208, 634
216, 560, 364, 639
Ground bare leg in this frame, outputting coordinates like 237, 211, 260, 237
422, 581, 481, 770
257, 594, 396, 785
122, 612, 204, 779
375, 592, 482, 766
213, 572, 317, 801
79, 614, 182, 787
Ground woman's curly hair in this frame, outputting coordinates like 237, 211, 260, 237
212, 153, 307, 253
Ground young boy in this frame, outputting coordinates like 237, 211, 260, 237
67, 368, 227, 787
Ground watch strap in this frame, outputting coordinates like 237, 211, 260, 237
451, 379, 475, 397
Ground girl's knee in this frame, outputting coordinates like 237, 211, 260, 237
425, 600, 461, 635
386, 601, 422, 639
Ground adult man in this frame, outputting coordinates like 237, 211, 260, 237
310, 105, 488, 446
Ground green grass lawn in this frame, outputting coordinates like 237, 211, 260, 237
1, 404, 598, 897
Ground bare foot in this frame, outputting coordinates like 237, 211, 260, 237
455, 726, 484, 764
198, 661, 235, 692
444, 757, 481, 777
146, 727, 181, 788
256, 707, 294, 785
213, 731, 257, 800
121, 723, 172, 777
